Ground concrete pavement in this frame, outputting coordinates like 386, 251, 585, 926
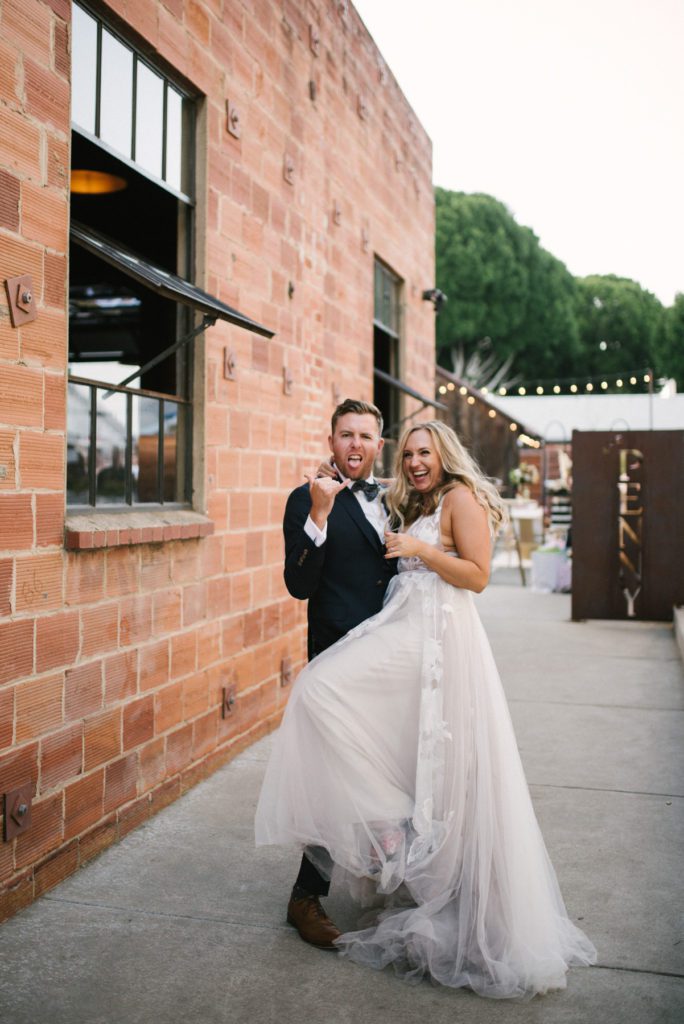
1, 583, 683, 1024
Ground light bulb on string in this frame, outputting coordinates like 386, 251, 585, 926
518, 386, 526, 395
643, 374, 651, 383
616, 379, 623, 387
498, 387, 507, 395
570, 384, 578, 393
459, 386, 468, 396
629, 376, 637, 385
447, 382, 455, 391
601, 381, 608, 390
536, 386, 544, 394
438, 385, 447, 394
586, 382, 594, 391
553, 385, 561, 394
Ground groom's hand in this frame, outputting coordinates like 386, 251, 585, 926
304, 474, 348, 529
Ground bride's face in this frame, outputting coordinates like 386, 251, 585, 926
402, 429, 444, 493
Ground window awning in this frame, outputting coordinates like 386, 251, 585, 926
70, 220, 274, 338
373, 366, 448, 412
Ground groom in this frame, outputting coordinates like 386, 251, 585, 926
282, 398, 397, 948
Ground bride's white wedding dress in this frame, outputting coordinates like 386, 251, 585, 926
255, 506, 596, 999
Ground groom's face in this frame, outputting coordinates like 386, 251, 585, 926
329, 412, 383, 481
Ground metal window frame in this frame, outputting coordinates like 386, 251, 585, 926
67, 226, 274, 510
373, 258, 402, 337
68, 375, 192, 510
73, 0, 194, 196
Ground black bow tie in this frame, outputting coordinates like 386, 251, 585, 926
351, 479, 380, 501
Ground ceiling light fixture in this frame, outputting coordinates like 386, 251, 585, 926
71, 170, 127, 194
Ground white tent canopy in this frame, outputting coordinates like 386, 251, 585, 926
489, 392, 684, 442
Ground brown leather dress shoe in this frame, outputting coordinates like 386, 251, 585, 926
286, 894, 342, 949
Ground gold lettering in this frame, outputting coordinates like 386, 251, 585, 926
617, 448, 644, 618
618, 517, 641, 546
619, 549, 641, 579
618, 448, 644, 478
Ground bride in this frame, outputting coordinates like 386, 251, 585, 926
255, 420, 596, 999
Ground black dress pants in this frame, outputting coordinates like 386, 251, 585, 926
294, 846, 333, 897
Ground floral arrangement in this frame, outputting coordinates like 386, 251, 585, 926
508, 462, 539, 487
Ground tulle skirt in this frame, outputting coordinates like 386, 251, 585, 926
254, 570, 597, 998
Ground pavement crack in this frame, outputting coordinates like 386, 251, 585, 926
508, 697, 684, 712
592, 963, 684, 981
40, 894, 284, 932
529, 782, 684, 799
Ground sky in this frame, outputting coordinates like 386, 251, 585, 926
352, 0, 683, 307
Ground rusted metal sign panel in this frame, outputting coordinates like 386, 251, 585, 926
572, 430, 684, 621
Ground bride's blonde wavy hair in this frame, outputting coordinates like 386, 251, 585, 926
386, 420, 507, 533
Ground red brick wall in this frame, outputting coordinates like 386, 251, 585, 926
0, 0, 435, 919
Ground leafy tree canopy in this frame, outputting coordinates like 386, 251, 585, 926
574, 274, 666, 379
435, 188, 581, 381
435, 187, 679, 387
663, 293, 684, 386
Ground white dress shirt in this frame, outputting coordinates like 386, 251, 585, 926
304, 472, 388, 546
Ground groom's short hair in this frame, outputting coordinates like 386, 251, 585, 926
331, 399, 383, 437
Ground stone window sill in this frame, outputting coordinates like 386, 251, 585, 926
65, 509, 214, 551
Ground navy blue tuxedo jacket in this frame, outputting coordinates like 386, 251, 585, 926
283, 483, 398, 659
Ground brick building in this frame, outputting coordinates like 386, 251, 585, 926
0, 0, 437, 919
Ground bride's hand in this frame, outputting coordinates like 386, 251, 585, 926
384, 531, 425, 559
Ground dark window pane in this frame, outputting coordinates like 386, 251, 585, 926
374, 261, 400, 335
162, 401, 184, 501
133, 395, 160, 503
72, 4, 97, 134
67, 382, 92, 504
100, 29, 133, 156
135, 61, 164, 179
165, 87, 183, 191
95, 431, 127, 504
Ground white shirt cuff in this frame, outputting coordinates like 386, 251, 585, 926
304, 515, 327, 547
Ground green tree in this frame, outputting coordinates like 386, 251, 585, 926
574, 275, 665, 381
662, 293, 684, 388
434, 188, 581, 382
512, 245, 582, 378
435, 189, 532, 351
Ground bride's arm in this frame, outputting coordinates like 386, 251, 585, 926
384, 485, 491, 593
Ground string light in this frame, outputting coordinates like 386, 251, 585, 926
488, 409, 496, 418
509, 422, 517, 431
440, 365, 652, 408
